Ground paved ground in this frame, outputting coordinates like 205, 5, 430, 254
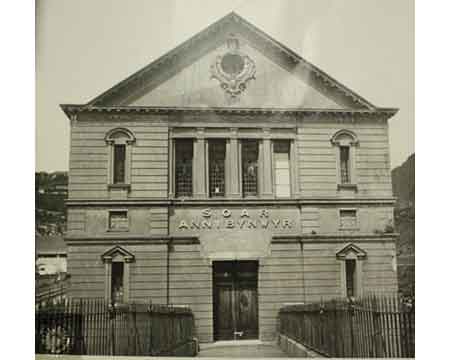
198, 341, 290, 358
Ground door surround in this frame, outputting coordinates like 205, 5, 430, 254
212, 260, 259, 341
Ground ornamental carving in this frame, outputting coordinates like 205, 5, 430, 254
210, 35, 256, 102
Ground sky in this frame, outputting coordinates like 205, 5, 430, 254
36, 0, 414, 172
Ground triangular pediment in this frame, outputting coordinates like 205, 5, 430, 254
129, 39, 341, 108
88, 12, 375, 110
101, 246, 135, 262
336, 243, 367, 260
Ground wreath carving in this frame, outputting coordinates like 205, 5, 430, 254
210, 35, 256, 101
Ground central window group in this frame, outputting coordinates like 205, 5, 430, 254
174, 138, 293, 198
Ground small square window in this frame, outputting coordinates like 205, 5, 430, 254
340, 209, 357, 229
109, 211, 128, 231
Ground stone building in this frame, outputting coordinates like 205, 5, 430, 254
61, 13, 398, 343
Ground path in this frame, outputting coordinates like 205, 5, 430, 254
198, 340, 290, 358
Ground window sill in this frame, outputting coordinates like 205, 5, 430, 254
108, 183, 131, 191
337, 183, 358, 191
107, 228, 129, 233
339, 227, 359, 231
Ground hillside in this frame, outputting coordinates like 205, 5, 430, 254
391, 154, 415, 297
35, 171, 68, 235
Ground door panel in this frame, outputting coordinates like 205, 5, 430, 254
235, 286, 258, 339
214, 285, 234, 340
213, 261, 258, 341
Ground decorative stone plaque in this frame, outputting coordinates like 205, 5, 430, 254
210, 35, 256, 102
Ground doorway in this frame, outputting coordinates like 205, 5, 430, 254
213, 260, 259, 341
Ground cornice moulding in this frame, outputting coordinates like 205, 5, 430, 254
60, 104, 398, 119
65, 197, 396, 207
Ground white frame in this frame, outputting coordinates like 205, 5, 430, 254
330, 129, 359, 189
105, 128, 136, 189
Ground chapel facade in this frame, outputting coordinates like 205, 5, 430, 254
61, 12, 398, 343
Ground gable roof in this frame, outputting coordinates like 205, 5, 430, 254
85, 12, 377, 110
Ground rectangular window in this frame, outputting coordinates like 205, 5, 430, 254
109, 211, 128, 231
175, 139, 193, 197
111, 262, 124, 303
209, 140, 226, 197
273, 140, 291, 197
340, 209, 357, 229
345, 259, 356, 298
113, 144, 126, 184
242, 140, 259, 197
340, 146, 350, 184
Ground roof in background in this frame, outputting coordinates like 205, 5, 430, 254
36, 234, 66, 255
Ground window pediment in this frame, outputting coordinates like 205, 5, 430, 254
330, 129, 359, 147
101, 246, 135, 263
336, 243, 367, 260
105, 128, 136, 145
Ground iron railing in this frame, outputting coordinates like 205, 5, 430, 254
35, 299, 197, 356
278, 295, 414, 358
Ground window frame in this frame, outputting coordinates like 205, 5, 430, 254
105, 128, 136, 191
336, 243, 367, 299
101, 246, 135, 304
174, 138, 194, 198
338, 208, 359, 231
107, 209, 129, 232
272, 139, 292, 198
207, 139, 227, 198
241, 139, 260, 197
331, 129, 359, 190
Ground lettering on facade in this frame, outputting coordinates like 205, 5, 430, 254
177, 208, 294, 231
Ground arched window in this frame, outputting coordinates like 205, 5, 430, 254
331, 130, 359, 189
105, 128, 135, 189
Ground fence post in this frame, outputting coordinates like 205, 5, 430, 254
109, 301, 116, 356
348, 298, 355, 357
371, 296, 384, 357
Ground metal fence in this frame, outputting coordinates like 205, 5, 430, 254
35, 299, 197, 356
278, 295, 414, 358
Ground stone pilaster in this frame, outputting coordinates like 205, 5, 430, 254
226, 128, 240, 198
193, 128, 207, 198
261, 129, 274, 197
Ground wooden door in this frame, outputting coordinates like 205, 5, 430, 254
213, 261, 258, 341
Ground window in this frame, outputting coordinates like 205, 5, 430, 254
105, 128, 136, 189
109, 211, 128, 231
336, 243, 367, 299
273, 140, 291, 197
345, 259, 356, 298
241, 140, 259, 196
111, 262, 124, 303
331, 130, 359, 189
101, 246, 135, 304
340, 146, 350, 184
209, 140, 226, 197
339, 209, 357, 229
175, 139, 193, 197
113, 144, 126, 184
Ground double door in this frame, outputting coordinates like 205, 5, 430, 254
213, 261, 258, 341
